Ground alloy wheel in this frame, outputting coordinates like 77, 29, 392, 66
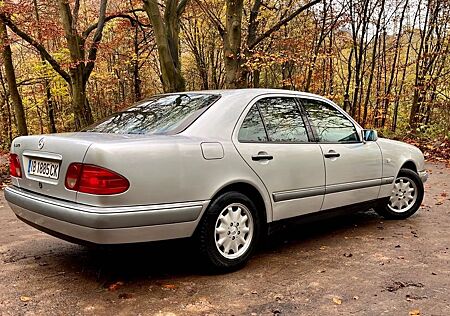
388, 177, 418, 213
214, 203, 254, 259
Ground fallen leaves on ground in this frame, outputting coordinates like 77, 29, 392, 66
107, 281, 124, 291
118, 293, 133, 299
385, 281, 424, 292
402, 136, 450, 163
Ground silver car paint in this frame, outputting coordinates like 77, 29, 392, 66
232, 93, 326, 220
6, 89, 427, 244
376, 137, 426, 197
7, 194, 206, 244
11, 133, 92, 202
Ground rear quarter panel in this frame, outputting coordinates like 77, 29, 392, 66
78, 137, 273, 221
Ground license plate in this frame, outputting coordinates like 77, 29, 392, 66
28, 159, 60, 180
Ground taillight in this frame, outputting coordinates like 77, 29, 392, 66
9, 153, 22, 178
65, 163, 82, 190
65, 163, 129, 195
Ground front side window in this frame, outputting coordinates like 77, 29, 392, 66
238, 105, 268, 142
257, 97, 309, 142
83, 93, 219, 135
301, 99, 359, 143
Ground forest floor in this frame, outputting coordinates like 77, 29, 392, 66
0, 162, 449, 316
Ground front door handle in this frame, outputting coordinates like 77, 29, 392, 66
252, 152, 273, 161
324, 150, 340, 159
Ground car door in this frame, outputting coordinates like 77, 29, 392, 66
299, 98, 383, 210
233, 95, 325, 221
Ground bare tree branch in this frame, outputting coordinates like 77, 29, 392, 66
72, 0, 80, 30
249, 0, 321, 50
83, 0, 107, 81
82, 11, 149, 39
193, 0, 225, 38
0, 13, 70, 83
177, 0, 189, 16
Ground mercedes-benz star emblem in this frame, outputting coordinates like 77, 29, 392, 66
38, 137, 45, 150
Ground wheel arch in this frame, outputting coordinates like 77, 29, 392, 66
208, 181, 271, 225
399, 160, 418, 175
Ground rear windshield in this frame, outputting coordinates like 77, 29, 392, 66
83, 93, 220, 135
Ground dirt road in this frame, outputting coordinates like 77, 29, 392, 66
0, 163, 449, 316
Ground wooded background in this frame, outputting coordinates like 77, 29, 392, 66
0, 0, 449, 150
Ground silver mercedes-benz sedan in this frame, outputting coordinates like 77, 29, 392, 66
5, 89, 428, 270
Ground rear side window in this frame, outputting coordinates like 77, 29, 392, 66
238, 105, 268, 142
301, 99, 359, 143
83, 94, 219, 135
257, 97, 309, 142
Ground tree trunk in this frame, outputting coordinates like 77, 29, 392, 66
409, 0, 432, 128
304, 0, 328, 92
0, 70, 13, 146
58, 0, 95, 129
350, 0, 370, 119
362, 0, 385, 127
393, 1, 419, 131
132, 27, 142, 101
71, 72, 92, 129
0, 21, 28, 136
382, 0, 408, 129
33, 0, 57, 133
343, 47, 353, 112
143, 0, 186, 92
224, 0, 244, 88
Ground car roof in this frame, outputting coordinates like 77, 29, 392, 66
163, 88, 329, 100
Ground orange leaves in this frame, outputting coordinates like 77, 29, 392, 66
403, 137, 450, 163
107, 281, 124, 291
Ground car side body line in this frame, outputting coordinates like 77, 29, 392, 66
272, 177, 395, 202
273, 186, 325, 202
326, 178, 385, 194
381, 176, 395, 185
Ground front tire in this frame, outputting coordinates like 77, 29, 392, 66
375, 168, 424, 219
197, 191, 261, 272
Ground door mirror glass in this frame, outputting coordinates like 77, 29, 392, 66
363, 129, 378, 142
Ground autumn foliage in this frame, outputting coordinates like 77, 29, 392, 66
0, 0, 448, 162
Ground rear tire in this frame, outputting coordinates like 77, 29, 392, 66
374, 168, 424, 219
197, 191, 261, 272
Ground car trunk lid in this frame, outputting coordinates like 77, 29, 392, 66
11, 133, 93, 202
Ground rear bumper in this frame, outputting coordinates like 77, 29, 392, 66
5, 186, 209, 244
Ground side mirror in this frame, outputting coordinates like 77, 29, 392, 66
362, 129, 378, 142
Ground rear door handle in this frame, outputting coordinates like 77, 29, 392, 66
324, 151, 340, 159
252, 152, 273, 161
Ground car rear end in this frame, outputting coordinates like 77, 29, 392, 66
5, 93, 221, 244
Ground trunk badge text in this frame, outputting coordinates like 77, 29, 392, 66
38, 138, 45, 150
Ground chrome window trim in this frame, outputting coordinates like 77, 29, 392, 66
233, 93, 315, 144
296, 96, 364, 144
